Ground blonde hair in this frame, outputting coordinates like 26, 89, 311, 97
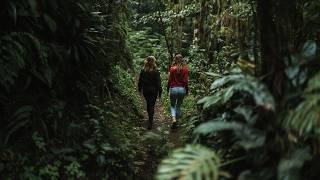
172, 54, 186, 73
143, 56, 157, 72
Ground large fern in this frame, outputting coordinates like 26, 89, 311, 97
282, 72, 320, 136
283, 95, 320, 135
198, 69, 275, 111
157, 145, 220, 180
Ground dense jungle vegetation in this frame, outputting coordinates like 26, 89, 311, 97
1, 0, 320, 179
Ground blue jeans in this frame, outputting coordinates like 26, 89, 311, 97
169, 87, 186, 118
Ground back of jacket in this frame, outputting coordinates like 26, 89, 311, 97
138, 70, 162, 97
167, 66, 188, 88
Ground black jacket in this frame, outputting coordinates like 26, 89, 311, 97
138, 70, 162, 97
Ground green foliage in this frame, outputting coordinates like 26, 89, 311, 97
178, 95, 200, 141
192, 44, 320, 180
277, 148, 312, 180
39, 164, 60, 180
283, 71, 320, 136
142, 131, 172, 158
0, 0, 107, 148
226, 1, 253, 19
0, 32, 41, 92
194, 120, 242, 136
283, 95, 320, 136
128, 28, 168, 71
32, 132, 46, 152
198, 67, 275, 111
112, 65, 143, 116
301, 40, 317, 60
64, 161, 86, 179
157, 145, 220, 180
192, 56, 320, 179
194, 119, 266, 150
301, 1, 320, 37
306, 72, 320, 92
281, 38, 320, 137
137, 3, 200, 25
0, 0, 144, 179
152, 0, 320, 180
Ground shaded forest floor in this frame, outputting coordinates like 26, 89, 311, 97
136, 77, 183, 179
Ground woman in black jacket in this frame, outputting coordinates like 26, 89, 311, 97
138, 56, 162, 130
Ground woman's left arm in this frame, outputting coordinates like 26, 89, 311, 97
184, 67, 189, 95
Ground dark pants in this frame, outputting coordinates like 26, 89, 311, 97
143, 87, 158, 125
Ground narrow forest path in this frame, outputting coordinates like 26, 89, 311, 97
135, 75, 183, 180
140, 94, 183, 147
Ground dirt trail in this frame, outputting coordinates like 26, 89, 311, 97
141, 95, 182, 146
136, 76, 183, 180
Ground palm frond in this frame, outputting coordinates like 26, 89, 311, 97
157, 145, 220, 180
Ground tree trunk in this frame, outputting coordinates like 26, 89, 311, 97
257, 0, 285, 100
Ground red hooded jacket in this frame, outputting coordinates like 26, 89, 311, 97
167, 65, 188, 94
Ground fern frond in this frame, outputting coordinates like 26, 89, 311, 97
305, 72, 320, 93
283, 95, 320, 136
198, 70, 275, 111
157, 145, 220, 180
283, 72, 320, 136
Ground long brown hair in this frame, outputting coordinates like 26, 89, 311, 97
172, 54, 186, 73
143, 56, 157, 72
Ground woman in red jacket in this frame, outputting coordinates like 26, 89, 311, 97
167, 54, 188, 129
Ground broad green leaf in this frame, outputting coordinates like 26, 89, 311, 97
157, 145, 220, 180
234, 106, 257, 125
301, 40, 317, 60
285, 66, 299, 80
193, 120, 242, 136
